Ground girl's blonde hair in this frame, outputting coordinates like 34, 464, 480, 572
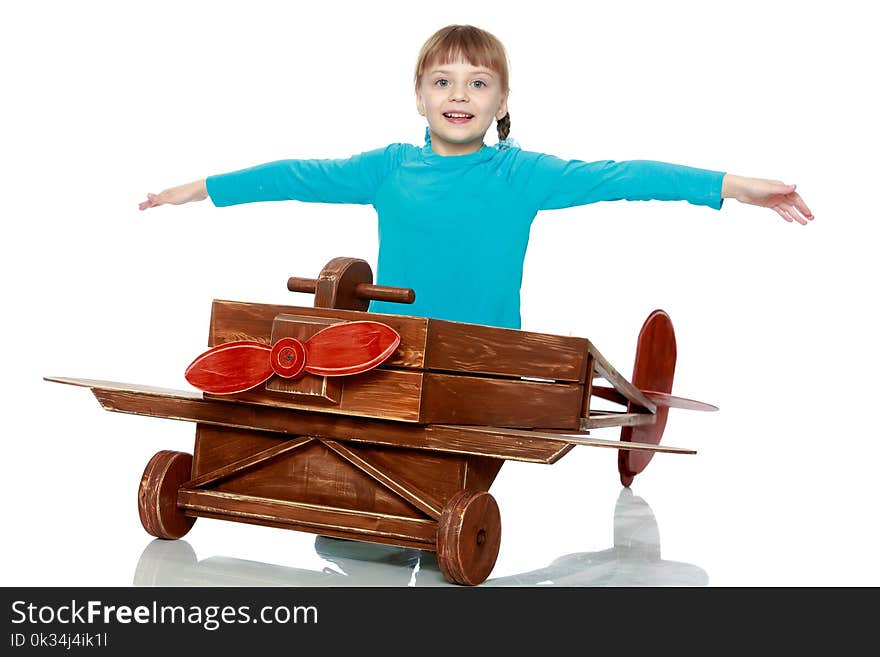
414, 25, 511, 142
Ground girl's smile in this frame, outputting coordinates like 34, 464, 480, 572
443, 112, 475, 124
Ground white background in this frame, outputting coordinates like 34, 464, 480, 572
2, 0, 877, 586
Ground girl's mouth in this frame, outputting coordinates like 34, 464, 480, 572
443, 112, 474, 124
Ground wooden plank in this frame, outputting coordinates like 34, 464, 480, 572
592, 385, 717, 412
322, 440, 444, 519
45, 376, 202, 399
184, 436, 315, 489
580, 412, 657, 429
423, 425, 574, 463
420, 372, 583, 429
207, 301, 589, 427
434, 425, 696, 455
591, 385, 629, 406
217, 363, 584, 428
187, 510, 434, 551
192, 426, 435, 519
211, 300, 588, 381
586, 341, 656, 412
640, 390, 719, 412
212, 368, 424, 422
425, 319, 588, 382
178, 489, 438, 547
209, 300, 428, 369
580, 354, 595, 418
47, 377, 572, 463
192, 424, 278, 478
321, 442, 468, 510
462, 458, 504, 492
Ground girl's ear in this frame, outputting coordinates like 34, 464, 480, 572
496, 93, 509, 121
415, 92, 426, 116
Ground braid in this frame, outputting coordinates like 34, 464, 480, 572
497, 113, 511, 142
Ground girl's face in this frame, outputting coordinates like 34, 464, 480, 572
416, 59, 508, 156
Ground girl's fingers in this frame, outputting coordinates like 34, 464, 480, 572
774, 206, 793, 223
780, 204, 808, 225
788, 191, 813, 219
139, 195, 161, 210
781, 200, 810, 225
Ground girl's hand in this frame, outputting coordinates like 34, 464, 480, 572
139, 179, 208, 210
722, 174, 813, 225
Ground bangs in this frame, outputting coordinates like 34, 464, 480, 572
415, 25, 509, 90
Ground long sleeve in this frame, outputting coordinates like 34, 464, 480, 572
523, 154, 725, 211
205, 145, 402, 207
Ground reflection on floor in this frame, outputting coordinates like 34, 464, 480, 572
133, 488, 707, 587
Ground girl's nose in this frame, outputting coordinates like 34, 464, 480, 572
448, 83, 469, 101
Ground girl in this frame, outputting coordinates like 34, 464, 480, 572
139, 24, 812, 330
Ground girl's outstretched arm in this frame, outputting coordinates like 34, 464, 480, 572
138, 179, 207, 210
721, 174, 813, 225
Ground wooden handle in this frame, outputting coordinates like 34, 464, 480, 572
287, 277, 415, 304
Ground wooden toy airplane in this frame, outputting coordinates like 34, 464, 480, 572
45, 256, 716, 586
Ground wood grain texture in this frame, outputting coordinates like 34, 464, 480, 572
79, 382, 571, 462
177, 489, 438, 547
312, 257, 373, 311
437, 490, 501, 585
192, 424, 279, 478
208, 301, 591, 428
435, 425, 695, 455
212, 368, 424, 422
216, 368, 583, 428
46, 378, 683, 458
191, 424, 477, 519
184, 436, 315, 489
462, 458, 504, 492
322, 440, 444, 519
210, 300, 428, 369
580, 354, 595, 419
138, 450, 196, 539
420, 372, 583, 429
192, 427, 427, 519
425, 320, 588, 382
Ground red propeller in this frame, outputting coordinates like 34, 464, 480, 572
185, 321, 401, 394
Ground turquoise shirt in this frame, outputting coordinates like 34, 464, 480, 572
206, 143, 724, 329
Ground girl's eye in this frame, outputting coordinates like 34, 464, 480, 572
471, 80, 486, 89
435, 79, 449, 88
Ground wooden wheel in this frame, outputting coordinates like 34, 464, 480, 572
437, 490, 501, 586
138, 450, 196, 539
619, 310, 676, 487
